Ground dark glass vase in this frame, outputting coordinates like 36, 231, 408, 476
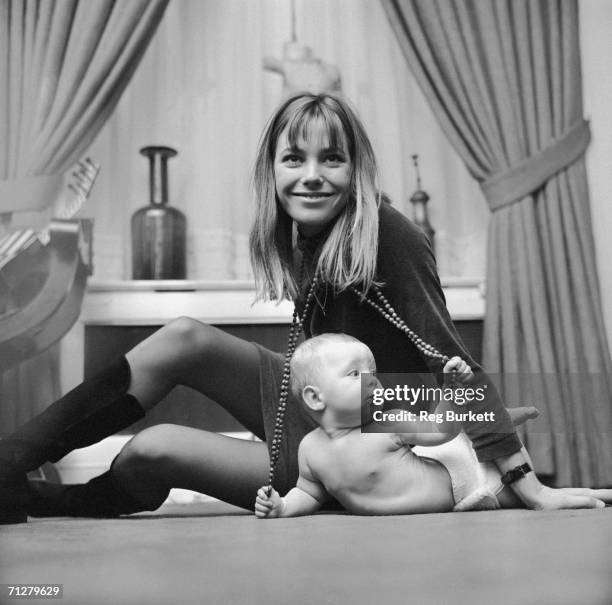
131, 146, 186, 279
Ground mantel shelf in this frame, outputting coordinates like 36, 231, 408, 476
88, 277, 485, 292
81, 279, 485, 325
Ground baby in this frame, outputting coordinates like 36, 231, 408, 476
256, 333, 611, 517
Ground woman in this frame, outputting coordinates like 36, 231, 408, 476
0, 93, 602, 524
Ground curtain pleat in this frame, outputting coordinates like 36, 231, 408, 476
0, 0, 169, 434
382, 0, 612, 485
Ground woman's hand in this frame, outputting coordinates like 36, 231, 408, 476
255, 486, 285, 518
442, 356, 473, 385
496, 449, 606, 510
526, 484, 605, 510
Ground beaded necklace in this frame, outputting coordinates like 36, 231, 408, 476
265, 269, 455, 492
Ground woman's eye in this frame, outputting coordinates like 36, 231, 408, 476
348, 369, 360, 377
324, 154, 345, 165
283, 154, 302, 166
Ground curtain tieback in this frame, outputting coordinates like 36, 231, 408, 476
0, 174, 65, 215
482, 119, 591, 212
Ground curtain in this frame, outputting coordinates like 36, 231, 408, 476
85, 0, 490, 283
0, 0, 169, 433
381, 0, 612, 486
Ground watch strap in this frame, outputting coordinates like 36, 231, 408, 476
500, 463, 532, 486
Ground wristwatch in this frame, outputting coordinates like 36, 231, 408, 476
500, 463, 532, 486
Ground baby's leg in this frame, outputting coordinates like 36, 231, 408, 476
507, 406, 539, 426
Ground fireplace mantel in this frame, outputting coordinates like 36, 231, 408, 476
59, 279, 485, 393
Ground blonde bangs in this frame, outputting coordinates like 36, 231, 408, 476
284, 103, 351, 157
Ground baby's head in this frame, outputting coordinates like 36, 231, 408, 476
290, 333, 379, 425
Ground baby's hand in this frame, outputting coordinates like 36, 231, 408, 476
443, 356, 473, 385
255, 486, 285, 519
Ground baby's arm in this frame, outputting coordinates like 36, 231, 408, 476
392, 412, 462, 448
395, 356, 471, 447
255, 483, 323, 518
255, 437, 329, 518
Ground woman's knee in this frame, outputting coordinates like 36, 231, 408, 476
112, 425, 177, 507
162, 316, 212, 350
156, 317, 221, 365
113, 424, 178, 480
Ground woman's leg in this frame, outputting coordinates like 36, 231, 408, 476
2, 317, 270, 522
4, 317, 267, 470
28, 425, 270, 516
1, 356, 146, 523
112, 424, 269, 511
125, 317, 266, 437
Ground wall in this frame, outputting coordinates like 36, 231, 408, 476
83, 0, 488, 283
81, 0, 612, 348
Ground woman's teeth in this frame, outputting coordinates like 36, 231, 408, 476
294, 193, 331, 199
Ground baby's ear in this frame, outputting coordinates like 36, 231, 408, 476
302, 386, 325, 411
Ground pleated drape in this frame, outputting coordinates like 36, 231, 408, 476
0, 0, 168, 433
381, 0, 612, 485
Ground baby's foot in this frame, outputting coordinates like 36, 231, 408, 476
508, 406, 540, 427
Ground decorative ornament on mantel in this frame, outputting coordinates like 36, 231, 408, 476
409, 154, 435, 256
131, 146, 186, 280
263, 0, 341, 94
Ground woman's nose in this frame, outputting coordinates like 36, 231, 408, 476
301, 160, 323, 187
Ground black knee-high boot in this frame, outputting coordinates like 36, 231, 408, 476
0, 357, 145, 524
27, 457, 164, 518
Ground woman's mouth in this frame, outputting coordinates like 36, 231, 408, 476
292, 192, 334, 201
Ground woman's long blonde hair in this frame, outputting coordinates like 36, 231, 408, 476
250, 93, 380, 301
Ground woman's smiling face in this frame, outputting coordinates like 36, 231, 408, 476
274, 119, 352, 236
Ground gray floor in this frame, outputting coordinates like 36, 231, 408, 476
1, 504, 611, 605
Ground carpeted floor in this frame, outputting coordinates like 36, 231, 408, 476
1, 504, 611, 605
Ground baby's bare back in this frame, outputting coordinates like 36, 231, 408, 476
307, 429, 455, 515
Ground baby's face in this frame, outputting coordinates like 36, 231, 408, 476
313, 341, 380, 419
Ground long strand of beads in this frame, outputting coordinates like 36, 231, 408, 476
267, 277, 460, 494
266, 269, 319, 494
349, 285, 458, 386
349, 285, 449, 364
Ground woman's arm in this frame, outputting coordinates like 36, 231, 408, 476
376, 204, 521, 458
378, 205, 605, 509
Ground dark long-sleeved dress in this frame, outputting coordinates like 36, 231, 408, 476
256, 201, 521, 493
